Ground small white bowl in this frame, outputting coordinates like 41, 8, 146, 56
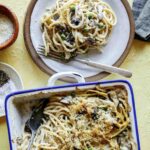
0, 62, 23, 117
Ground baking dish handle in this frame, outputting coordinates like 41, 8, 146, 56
48, 72, 85, 86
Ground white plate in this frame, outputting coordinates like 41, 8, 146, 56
26, 0, 134, 80
0, 62, 23, 117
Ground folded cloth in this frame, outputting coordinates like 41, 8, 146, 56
132, 0, 150, 41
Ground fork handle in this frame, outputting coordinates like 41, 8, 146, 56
75, 58, 132, 78
28, 131, 36, 150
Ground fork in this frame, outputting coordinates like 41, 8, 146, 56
37, 46, 132, 78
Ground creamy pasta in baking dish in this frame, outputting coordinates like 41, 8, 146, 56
17, 85, 136, 150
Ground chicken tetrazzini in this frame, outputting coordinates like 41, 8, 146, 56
41, 0, 117, 60
17, 85, 136, 150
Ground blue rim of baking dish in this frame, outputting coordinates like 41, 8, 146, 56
5, 80, 141, 150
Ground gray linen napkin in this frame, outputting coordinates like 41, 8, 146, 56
132, 0, 150, 41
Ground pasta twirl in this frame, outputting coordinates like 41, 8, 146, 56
41, 0, 117, 60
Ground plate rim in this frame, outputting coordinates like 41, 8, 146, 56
24, 0, 135, 82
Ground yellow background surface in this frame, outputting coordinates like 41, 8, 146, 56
0, 0, 150, 149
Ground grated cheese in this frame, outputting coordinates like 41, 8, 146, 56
0, 14, 14, 44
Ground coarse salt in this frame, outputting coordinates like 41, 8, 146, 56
0, 79, 16, 116
0, 14, 14, 44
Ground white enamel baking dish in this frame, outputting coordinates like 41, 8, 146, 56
5, 72, 141, 150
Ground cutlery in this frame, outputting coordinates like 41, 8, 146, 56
25, 99, 48, 150
38, 46, 132, 78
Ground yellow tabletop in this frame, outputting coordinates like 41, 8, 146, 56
0, 0, 149, 149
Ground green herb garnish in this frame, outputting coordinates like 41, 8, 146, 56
84, 147, 93, 150
102, 107, 108, 111
88, 13, 94, 19
60, 53, 66, 60
97, 106, 108, 111
0, 70, 10, 87
83, 26, 89, 32
61, 34, 66, 40
70, 4, 76, 11
98, 22, 106, 30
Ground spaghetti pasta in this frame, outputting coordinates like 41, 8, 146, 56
41, 0, 117, 60
17, 86, 136, 150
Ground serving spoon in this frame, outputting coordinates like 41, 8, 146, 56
25, 99, 48, 150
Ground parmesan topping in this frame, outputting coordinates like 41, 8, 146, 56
0, 14, 14, 44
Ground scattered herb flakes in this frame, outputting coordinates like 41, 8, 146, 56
0, 70, 10, 87
83, 26, 89, 32
98, 22, 106, 30
88, 13, 94, 19
70, 4, 76, 11
61, 33, 66, 40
